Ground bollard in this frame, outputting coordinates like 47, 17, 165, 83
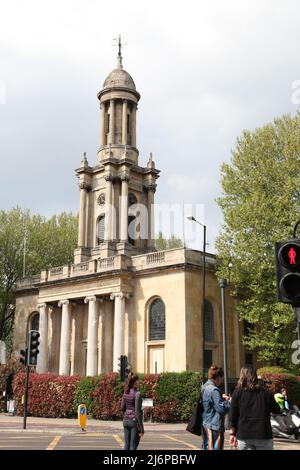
78, 404, 87, 432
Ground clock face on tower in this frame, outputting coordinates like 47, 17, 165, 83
98, 193, 105, 205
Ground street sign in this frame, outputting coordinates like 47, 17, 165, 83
142, 398, 154, 409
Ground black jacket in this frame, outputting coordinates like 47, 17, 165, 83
230, 386, 280, 440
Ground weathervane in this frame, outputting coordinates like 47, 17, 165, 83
113, 34, 127, 68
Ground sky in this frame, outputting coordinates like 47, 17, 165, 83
1, 0, 300, 252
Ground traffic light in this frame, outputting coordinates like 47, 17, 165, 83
275, 239, 300, 305
20, 349, 27, 366
28, 330, 40, 366
118, 355, 128, 382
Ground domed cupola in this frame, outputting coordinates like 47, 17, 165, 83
97, 39, 140, 163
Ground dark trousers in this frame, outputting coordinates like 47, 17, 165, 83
123, 419, 140, 450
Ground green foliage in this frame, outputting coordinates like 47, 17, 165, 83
155, 232, 183, 251
73, 376, 100, 415
0, 207, 78, 344
216, 113, 300, 369
155, 371, 203, 421
257, 367, 290, 376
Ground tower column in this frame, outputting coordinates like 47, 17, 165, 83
58, 300, 71, 375
120, 173, 130, 242
36, 303, 48, 373
147, 184, 156, 248
78, 182, 91, 247
104, 174, 113, 241
131, 103, 137, 147
111, 293, 126, 372
122, 99, 127, 145
109, 99, 115, 144
84, 296, 100, 376
100, 102, 106, 146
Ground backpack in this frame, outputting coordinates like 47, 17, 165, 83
186, 394, 204, 436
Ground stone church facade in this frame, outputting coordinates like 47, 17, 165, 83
13, 51, 246, 378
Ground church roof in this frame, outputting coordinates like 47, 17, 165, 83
102, 67, 136, 91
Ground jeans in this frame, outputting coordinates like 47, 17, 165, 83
123, 419, 140, 450
238, 439, 273, 450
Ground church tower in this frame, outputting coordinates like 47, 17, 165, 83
74, 41, 160, 263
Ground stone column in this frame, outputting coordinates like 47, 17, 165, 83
104, 174, 113, 241
100, 102, 106, 146
122, 99, 127, 145
36, 303, 48, 373
84, 296, 100, 376
58, 300, 71, 375
111, 293, 126, 372
131, 103, 137, 147
120, 173, 130, 242
78, 182, 91, 247
109, 99, 115, 144
147, 183, 156, 248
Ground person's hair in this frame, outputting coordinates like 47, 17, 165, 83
236, 365, 259, 391
124, 372, 139, 394
207, 365, 224, 380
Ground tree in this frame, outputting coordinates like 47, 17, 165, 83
216, 113, 300, 369
155, 232, 183, 251
0, 207, 78, 346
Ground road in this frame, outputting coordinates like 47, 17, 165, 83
0, 430, 299, 450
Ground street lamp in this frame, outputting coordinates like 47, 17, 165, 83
219, 278, 229, 396
187, 216, 207, 380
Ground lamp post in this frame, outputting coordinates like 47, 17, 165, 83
187, 216, 206, 379
219, 278, 229, 396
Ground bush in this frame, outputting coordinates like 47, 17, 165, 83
257, 367, 290, 376
92, 373, 123, 420
258, 372, 300, 408
155, 371, 203, 422
12, 373, 80, 417
73, 376, 100, 415
0, 356, 24, 412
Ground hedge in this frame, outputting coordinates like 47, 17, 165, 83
0, 368, 298, 421
257, 367, 300, 408
13, 373, 80, 417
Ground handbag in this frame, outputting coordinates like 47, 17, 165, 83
186, 395, 204, 436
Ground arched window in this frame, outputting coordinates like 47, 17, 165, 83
204, 300, 214, 342
128, 193, 138, 246
97, 214, 105, 245
149, 298, 166, 341
29, 312, 40, 331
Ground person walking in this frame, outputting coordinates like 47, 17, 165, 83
202, 365, 231, 450
229, 365, 280, 450
121, 372, 144, 450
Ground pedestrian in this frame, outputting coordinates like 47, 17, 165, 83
202, 365, 231, 450
274, 387, 290, 412
121, 372, 144, 450
229, 365, 280, 450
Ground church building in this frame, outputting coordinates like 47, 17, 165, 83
13, 47, 246, 378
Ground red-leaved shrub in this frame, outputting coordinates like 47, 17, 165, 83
13, 373, 80, 417
92, 373, 123, 420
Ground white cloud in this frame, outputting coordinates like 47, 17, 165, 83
1, 0, 300, 252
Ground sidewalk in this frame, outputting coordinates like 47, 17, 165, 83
0, 413, 187, 434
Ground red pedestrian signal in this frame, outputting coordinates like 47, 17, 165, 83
276, 240, 300, 304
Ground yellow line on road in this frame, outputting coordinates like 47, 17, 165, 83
113, 434, 124, 448
46, 435, 61, 450
162, 434, 199, 450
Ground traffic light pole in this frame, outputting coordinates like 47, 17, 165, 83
23, 364, 30, 430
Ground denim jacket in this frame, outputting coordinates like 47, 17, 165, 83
202, 379, 231, 432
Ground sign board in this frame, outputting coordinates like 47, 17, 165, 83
0, 341, 6, 364
142, 398, 154, 409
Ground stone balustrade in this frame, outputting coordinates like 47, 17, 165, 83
16, 249, 216, 291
